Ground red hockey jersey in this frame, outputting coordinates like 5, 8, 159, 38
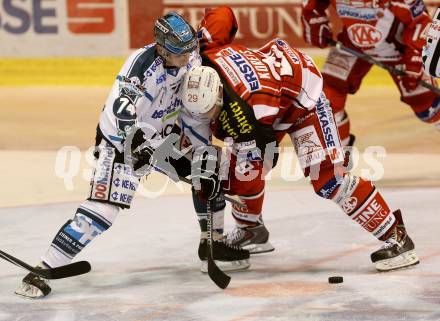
303, 0, 431, 60
202, 39, 323, 134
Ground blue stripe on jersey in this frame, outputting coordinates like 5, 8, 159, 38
109, 135, 123, 142
181, 119, 209, 144
144, 91, 154, 102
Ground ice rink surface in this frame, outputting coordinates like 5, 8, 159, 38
1, 187, 440, 321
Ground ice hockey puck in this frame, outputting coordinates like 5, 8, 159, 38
328, 276, 343, 284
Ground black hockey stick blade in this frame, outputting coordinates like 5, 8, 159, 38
0, 249, 91, 279
205, 199, 231, 289
207, 254, 231, 289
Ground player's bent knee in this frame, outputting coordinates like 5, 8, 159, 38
64, 201, 119, 245
89, 142, 140, 209
314, 175, 343, 200
80, 200, 120, 225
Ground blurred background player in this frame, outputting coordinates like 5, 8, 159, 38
302, 0, 440, 146
180, 7, 420, 273
423, 8, 440, 77
14, 12, 248, 299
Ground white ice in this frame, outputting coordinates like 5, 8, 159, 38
1, 187, 440, 321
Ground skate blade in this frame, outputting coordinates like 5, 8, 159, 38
375, 250, 420, 272
200, 259, 250, 273
244, 242, 275, 255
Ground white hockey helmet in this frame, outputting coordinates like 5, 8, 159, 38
181, 66, 223, 116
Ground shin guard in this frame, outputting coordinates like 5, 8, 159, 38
332, 175, 396, 240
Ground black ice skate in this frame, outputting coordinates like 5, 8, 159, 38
371, 210, 419, 271
225, 224, 275, 254
15, 264, 51, 299
198, 232, 250, 273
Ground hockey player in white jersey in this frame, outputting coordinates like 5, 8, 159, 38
15, 12, 248, 299
423, 8, 440, 77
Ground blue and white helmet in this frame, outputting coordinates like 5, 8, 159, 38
154, 12, 198, 55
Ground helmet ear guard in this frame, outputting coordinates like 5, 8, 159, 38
181, 66, 223, 116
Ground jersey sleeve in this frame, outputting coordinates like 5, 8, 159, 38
99, 47, 157, 151
179, 110, 212, 148
267, 39, 323, 110
295, 50, 323, 109
390, 0, 431, 50
99, 45, 168, 151
302, 0, 331, 13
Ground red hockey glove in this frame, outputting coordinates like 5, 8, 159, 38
301, 9, 333, 49
398, 49, 424, 92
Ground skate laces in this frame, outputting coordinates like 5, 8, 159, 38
381, 227, 405, 249
381, 237, 399, 249
226, 226, 246, 244
215, 238, 242, 251
225, 241, 242, 251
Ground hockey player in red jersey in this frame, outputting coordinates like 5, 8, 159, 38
181, 6, 420, 272
193, 7, 275, 254
302, 0, 440, 145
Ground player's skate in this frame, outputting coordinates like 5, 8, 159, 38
225, 223, 275, 254
371, 210, 419, 271
15, 263, 51, 299
199, 232, 250, 273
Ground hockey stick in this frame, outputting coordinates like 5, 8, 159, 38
206, 199, 231, 289
178, 174, 233, 288
151, 168, 232, 288
327, 39, 440, 96
0, 249, 91, 279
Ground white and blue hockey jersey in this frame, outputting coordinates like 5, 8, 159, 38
99, 44, 201, 152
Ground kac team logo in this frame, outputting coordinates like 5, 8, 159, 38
347, 23, 382, 47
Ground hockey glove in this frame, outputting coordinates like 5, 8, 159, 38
191, 145, 222, 201
132, 144, 155, 172
399, 49, 424, 92
301, 9, 332, 49
123, 125, 156, 173
131, 132, 184, 181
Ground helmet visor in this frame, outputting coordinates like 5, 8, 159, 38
164, 38, 198, 55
